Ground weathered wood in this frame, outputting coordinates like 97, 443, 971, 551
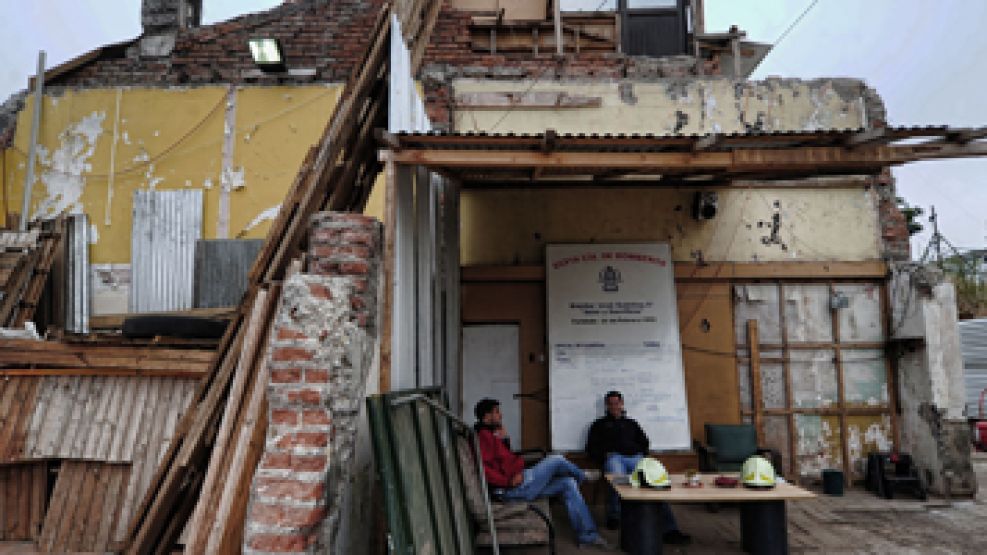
186, 288, 271, 553
748, 319, 764, 445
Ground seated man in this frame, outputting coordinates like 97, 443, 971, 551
586, 390, 691, 544
474, 398, 610, 549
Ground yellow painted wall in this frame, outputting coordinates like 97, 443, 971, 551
1, 85, 345, 264
460, 186, 882, 265
453, 79, 868, 135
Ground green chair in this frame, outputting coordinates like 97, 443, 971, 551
694, 423, 782, 475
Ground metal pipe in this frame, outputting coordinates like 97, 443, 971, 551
390, 393, 500, 554
20, 51, 45, 231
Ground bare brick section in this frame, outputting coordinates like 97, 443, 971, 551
872, 169, 912, 261
244, 212, 380, 554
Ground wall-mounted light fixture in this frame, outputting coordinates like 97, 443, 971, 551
692, 191, 718, 221
248, 38, 286, 73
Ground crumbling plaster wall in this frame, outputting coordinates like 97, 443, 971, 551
892, 266, 976, 496
244, 213, 381, 553
1, 85, 344, 313
451, 78, 873, 134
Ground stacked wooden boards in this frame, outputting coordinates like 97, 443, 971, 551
0, 218, 65, 329
0, 339, 214, 378
124, 2, 442, 552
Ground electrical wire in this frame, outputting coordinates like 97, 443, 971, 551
756, 0, 820, 66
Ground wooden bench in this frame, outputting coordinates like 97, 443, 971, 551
367, 389, 555, 554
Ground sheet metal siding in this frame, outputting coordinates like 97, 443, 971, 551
960, 318, 987, 417
193, 239, 263, 308
65, 214, 90, 334
131, 190, 203, 312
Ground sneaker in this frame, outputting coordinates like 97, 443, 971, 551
663, 529, 692, 545
605, 517, 620, 530
578, 535, 615, 550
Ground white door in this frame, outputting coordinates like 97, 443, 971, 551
462, 325, 522, 444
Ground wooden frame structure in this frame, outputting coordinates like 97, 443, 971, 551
378, 124, 987, 479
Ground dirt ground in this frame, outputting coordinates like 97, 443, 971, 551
493, 453, 987, 555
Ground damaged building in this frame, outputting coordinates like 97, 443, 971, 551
0, 0, 985, 552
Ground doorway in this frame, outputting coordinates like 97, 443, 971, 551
462, 324, 522, 442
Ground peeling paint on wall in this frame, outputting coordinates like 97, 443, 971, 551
32, 111, 106, 218
239, 204, 281, 237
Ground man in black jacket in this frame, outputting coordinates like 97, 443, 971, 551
585, 390, 690, 544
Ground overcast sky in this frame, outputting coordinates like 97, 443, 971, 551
2, 0, 985, 257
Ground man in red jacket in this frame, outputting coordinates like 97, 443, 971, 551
474, 398, 610, 549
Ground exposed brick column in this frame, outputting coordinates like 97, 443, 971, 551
873, 169, 912, 261
244, 213, 380, 554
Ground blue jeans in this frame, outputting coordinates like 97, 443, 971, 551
502, 454, 600, 544
604, 453, 679, 532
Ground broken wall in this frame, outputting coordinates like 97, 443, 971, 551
451, 78, 874, 134
1, 85, 345, 313
244, 213, 381, 554
893, 267, 977, 496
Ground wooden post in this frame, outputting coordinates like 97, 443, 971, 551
20, 51, 45, 231
553, 0, 564, 55
831, 283, 851, 487
778, 284, 798, 482
747, 319, 764, 444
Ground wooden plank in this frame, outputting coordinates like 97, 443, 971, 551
748, 320, 764, 444
88, 306, 235, 329
186, 288, 271, 552
831, 283, 851, 486
778, 283, 799, 481
204, 324, 275, 554
455, 91, 603, 110
380, 159, 397, 393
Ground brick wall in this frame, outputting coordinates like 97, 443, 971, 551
244, 212, 381, 554
873, 169, 912, 261
50, 0, 384, 88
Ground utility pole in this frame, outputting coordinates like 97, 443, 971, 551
931, 205, 943, 268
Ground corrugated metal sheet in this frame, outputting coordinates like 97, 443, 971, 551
960, 318, 987, 417
24, 376, 197, 463
0, 462, 47, 541
65, 213, 90, 334
193, 239, 263, 308
0, 375, 197, 550
131, 189, 203, 312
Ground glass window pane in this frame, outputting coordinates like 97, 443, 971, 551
784, 285, 834, 343
734, 284, 782, 344
737, 350, 783, 410
796, 414, 842, 479
846, 415, 892, 479
842, 349, 889, 408
790, 349, 837, 408
763, 416, 793, 477
835, 284, 885, 342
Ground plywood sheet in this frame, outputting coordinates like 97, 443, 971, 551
37, 461, 130, 553
677, 283, 740, 442
0, 463, 46, 541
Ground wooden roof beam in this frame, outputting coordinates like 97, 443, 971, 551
844, 127, 887, 148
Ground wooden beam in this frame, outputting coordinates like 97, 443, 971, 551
386, 145, 903, 172
748, 320, 764, 445
455, 91, 603, 110
693, 133, 720, 151
844, 127, 887, 148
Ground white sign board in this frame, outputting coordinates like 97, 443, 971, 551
546, 243, 690, 451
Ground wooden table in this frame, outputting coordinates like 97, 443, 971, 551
607, 473, 815, 555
